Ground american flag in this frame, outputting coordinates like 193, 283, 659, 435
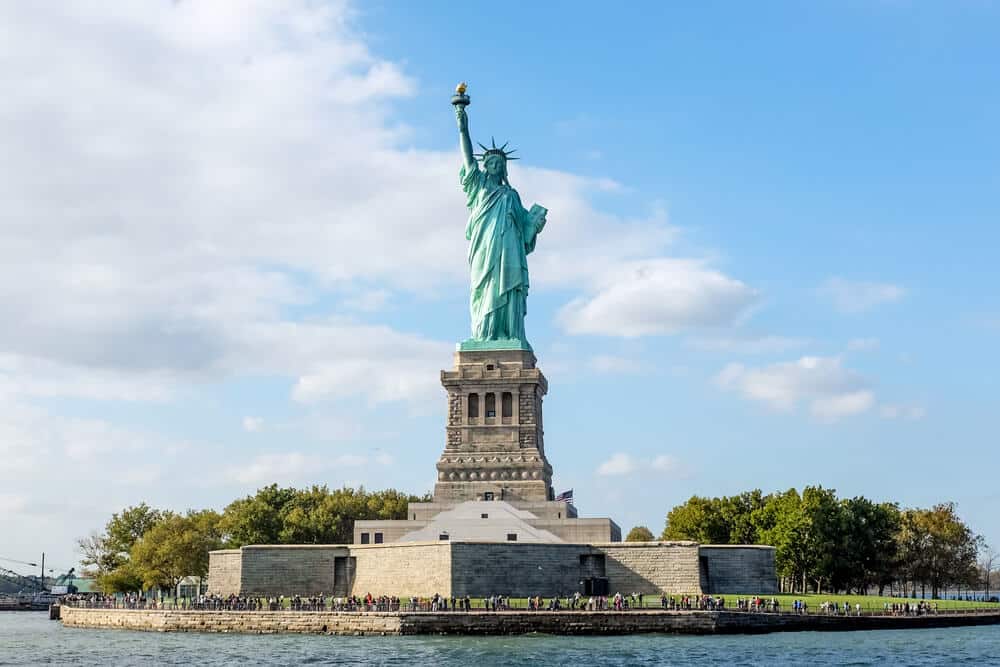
555, 489, 574, 502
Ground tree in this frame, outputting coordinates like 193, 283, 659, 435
799, 486, 844, 594
920, 503, 982, 599
661, 496, 730, 544
130, 510, 223, 592
661, 491, 768, 545
78, 502, 165, 593
720, 490, 767, 545
659, 487, 985, 598
897, 503, 982, 599
758, 489, 810, 593
753, 486, 841, 594
867, 501, 902, 595
834, 498, 900, 595
896, 508, 928, 598
980, 546, 998, 600
219, 484, 298, 546
220, 484, 427, 547
626, 526, 655, 542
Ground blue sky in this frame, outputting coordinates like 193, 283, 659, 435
1, 1, 998, 575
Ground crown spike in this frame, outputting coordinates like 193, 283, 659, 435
472, 138, 521, 163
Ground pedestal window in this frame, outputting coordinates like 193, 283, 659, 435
468, 393, 479, 421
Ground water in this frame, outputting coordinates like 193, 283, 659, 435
2, 612, 999, 666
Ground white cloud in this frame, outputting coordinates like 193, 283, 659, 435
559, 259, 758, 337
0, 397, 193, 531
342, 289, 391, 312
0, 494, 27, 515
226, 453, 313, 484
0, 399, 186, 469
879, 404, 926, 421
374, 452, 395, 466
811, 391, 876, 421
242, 417, 264, 433
597, 453, 636, 476
650, 455, 681, 474
597, 452, 688, 478
820, 278, 905, 314
0, 1, 711, 410
0, 1, 752, 566
225, 451, 374, 485
0, 355, 176, 402
0, 1, 449, 404
118, 464, 164, 486
333, 454, 369, 468
717, 355, 875, 421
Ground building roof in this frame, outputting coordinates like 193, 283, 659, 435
398, 500, 564, 543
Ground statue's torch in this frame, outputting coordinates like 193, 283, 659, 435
451, 81, 470, 108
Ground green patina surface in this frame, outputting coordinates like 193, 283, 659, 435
457, 337, 532, 352
453, 85, 545, 350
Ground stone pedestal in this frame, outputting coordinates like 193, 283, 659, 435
434, 348, 553, 503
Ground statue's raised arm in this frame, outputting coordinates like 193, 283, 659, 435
453, 83, 475, 172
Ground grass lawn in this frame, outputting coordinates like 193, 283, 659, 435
762, 593, 998, 612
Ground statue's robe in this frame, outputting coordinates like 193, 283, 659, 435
461, 163, 542, 342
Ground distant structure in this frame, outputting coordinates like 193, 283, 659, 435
207, 84, 777, 598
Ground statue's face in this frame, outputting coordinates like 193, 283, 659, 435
484, 155, 505, 177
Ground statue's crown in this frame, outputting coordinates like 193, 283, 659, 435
474, 137, 519, 161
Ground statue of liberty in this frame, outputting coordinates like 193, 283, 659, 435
453, 83, 547, 350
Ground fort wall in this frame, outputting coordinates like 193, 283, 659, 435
61, 606, 1000, 635
699, 546, 778, 594
350, 542, 452, 597
209, 541, 780, 598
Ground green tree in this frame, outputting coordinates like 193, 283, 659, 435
755, 486, 841, 593
835, 498, 900, 594
897, 507, 930, 598
659, 486, 983, 598
720, 490, 767, 544
662, 496, 730, 543
130, 510, 223, 592
626, 526, 655, 542
221, 484, 427, 547
914, 503, 982, 599
219, 484, 298, 546
758, 488, 809, 592
798, 486, 842, 594
77, 502, 165, 593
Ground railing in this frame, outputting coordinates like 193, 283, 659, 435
60, 596, 1000, 617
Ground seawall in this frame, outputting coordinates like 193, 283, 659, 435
60, 607, 1000, 636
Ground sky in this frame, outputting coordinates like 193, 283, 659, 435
1, 1, 998, 577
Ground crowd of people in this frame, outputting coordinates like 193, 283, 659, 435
60, 592, 961, 617
735, 597, 780, 612
884, 601, 938, 616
